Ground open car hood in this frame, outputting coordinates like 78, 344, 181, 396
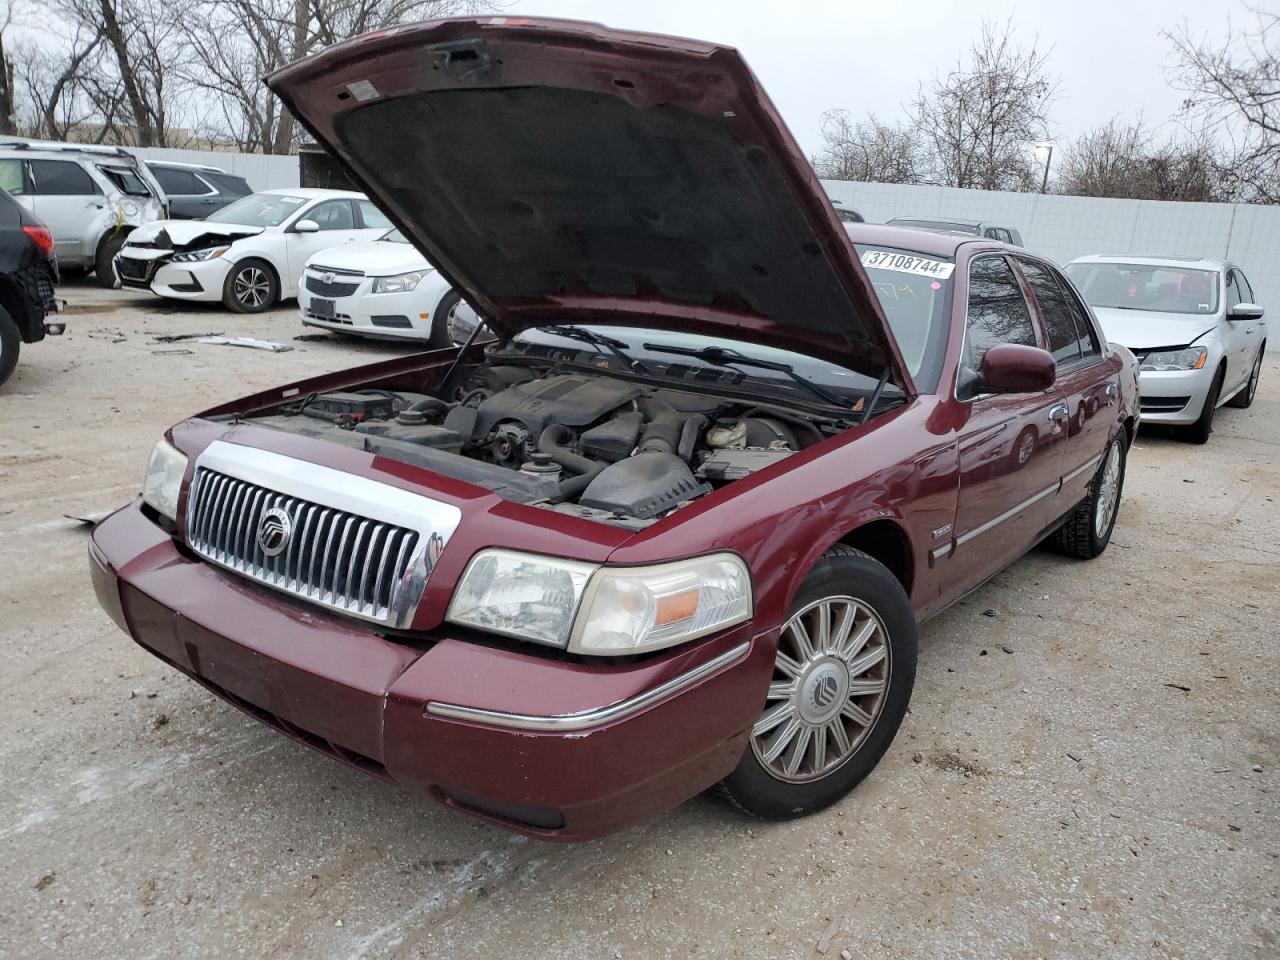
266, 17, 910, 389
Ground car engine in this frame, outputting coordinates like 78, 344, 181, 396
250, 366, 838, 528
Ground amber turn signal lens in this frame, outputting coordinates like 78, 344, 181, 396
654, 589, 700, 627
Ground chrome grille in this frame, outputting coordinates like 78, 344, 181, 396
186, 466, 421, 623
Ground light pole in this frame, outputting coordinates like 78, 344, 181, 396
1034, 141, 1055, 193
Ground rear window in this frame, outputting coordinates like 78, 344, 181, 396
854, 244, 954, 392
152, 167, 207, 195
1065, 262, 1220, 315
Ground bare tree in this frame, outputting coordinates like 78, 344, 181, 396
1057, 117, 1225, 202
1167, 8, 1280, 203
181, 0, 492, 154
913, 18, 1056, 190
51, 0, 190, 145
812, 109, 922, 183
0, 2, 19, 135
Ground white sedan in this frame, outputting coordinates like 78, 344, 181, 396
298, 228, 484, 345
114, 188, 391, 312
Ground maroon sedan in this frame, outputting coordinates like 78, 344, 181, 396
89, 18, 1138, 840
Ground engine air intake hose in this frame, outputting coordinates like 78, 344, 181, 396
538, 424, 606, 500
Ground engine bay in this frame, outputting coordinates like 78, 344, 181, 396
248, 362, 853, 528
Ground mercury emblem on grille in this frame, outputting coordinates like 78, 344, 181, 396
257, 506, 293, 557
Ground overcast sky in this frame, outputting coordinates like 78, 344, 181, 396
508, 0, 1247, 157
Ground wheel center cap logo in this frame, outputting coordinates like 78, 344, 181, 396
812, 673, 840, 710
257, 506, 292, 558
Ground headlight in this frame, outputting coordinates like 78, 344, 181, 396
141, 439, 187, 521
1141, 346, 1207, 372
371, 269, 431, 294
446, 550, 752, 655
122, 201, 139, 216
170, 246, 229, 263
446, 550, 596, 647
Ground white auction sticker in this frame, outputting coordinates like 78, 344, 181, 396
860, 249, 955, 279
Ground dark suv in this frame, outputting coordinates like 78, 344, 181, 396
144, 161, 252, 219
0, 187, 61, 385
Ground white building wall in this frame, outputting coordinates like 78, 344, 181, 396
822, 179, 1279, 351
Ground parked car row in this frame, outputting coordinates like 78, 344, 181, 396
90, 17, 1162, 841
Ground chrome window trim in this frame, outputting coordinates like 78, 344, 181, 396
425, 641, 752, 732
186, 440, 461, 628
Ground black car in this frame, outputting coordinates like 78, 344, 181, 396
0, 188, 61, 386
143, 161, 252, 219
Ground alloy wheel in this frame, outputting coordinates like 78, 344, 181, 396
1094, 441, 1122, 539
234, 267, 270, 309
751, 596, 891, 784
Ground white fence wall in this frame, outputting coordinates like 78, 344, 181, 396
822, 179, 1279, 351
129, 146, 300, 191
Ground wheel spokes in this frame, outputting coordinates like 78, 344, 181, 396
752, 595, 892, 784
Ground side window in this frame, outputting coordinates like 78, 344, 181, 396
1019, 259, 1083, 366
28, 159, 99, 196
1238, 270, 1255, 303
1225, 271, 1244, 309
0, 159, 26, 195
305, 199, 355, 230
358, 200, 391, 229
1054, 265, 1102, 359
153, 167, 205, 195
965, 256, 1038, 371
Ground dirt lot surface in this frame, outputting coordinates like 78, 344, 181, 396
2, 279, 1277, 960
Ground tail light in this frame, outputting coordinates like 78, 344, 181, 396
23, 225, 54, 257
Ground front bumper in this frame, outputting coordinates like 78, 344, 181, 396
298, 284, 434, 341
89, 500, 770, 840
116, 250, 228, 302
1137, 364, 1217, 424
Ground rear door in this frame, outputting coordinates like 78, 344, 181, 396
949, 254, 1068, 593
1016, 257, 1115, 507
28, 159, 105, 262
151, 166, 219, 219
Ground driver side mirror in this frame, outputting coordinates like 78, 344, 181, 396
1229, 302, 1264, 321
293, 219, 319, 234
979, 344, 1056, 393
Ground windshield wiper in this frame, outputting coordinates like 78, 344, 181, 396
543, 325, 649, 374
641, 343, 851, 409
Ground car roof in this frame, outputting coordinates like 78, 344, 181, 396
844, 222, 1015, 257
145, 159, 227, 173
255, 186, 364, 199
889, 216, 988, 227
1068, 253, 1228, 271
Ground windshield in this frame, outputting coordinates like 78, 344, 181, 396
207, 193, 307, 227
97, 165, 153, 197
507, 326, 896, 412
854, 244, 954, 392
1065, 262, 1220, 315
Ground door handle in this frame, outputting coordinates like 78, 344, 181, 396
1048, 403, 1069, 423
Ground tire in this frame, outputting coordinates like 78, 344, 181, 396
1180, 365, 1224, 444
429, 288, 460, 348
1227, 347, 1264, 409
1049, 433, 1126, 559
0, 307, 20, 387
719, 545, 917, 821
221, 258, 279, 314
94, 230, 127, 288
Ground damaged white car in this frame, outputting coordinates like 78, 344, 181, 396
115, 188, 391, 313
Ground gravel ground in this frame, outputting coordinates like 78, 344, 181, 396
2, 279, 1276, 960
